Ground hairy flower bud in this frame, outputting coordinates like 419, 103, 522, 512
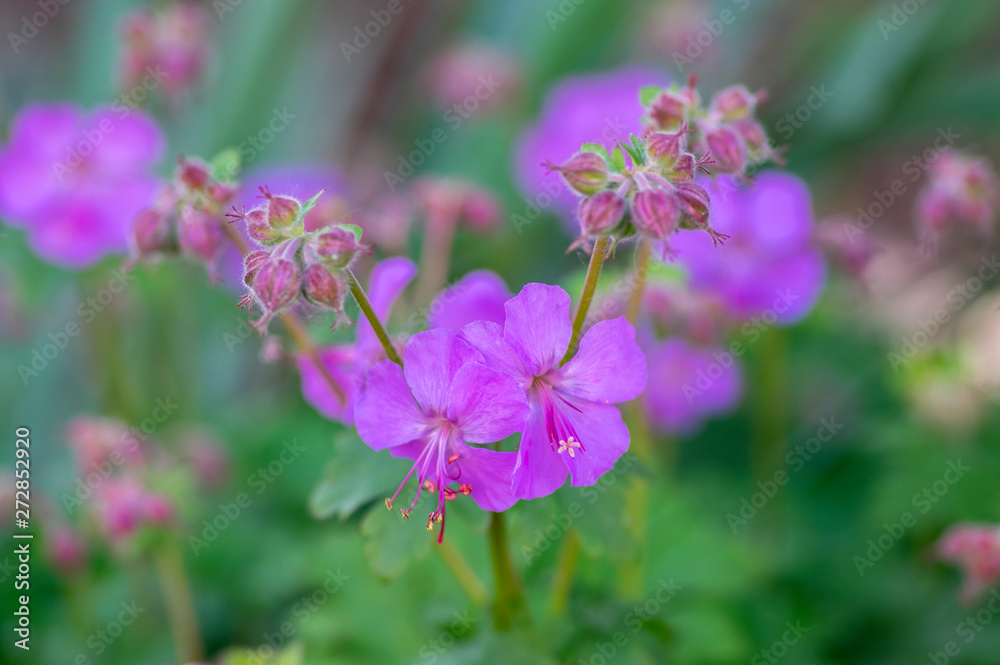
178, 206, 223, 263
646, 129, 687, 169
304, 228, 368, 269
647, 91, 687, 131
242, 250, 270, 288
632, 189, 680, 241
704, 125, 747, 174
261, 187, 301, 230
711, 85, 759, 121
303, 264, 347, 311
548, 152, 608, 196
252, 258, 302, 316
131, 207, 173, 256
677, 183, 711, 230
578, 190, 625, 236
176, 157, 212, 191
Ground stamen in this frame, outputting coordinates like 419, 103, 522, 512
423, 479, 437, 492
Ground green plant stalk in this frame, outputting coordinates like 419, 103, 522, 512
436, 539, 489, 608
346, 268, 403, 367
154, 540, 204, 663
489, 512, 525, 630
560, 236, 611, 366
548, 530, 581, 615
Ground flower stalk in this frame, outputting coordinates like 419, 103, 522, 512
346, 268, 403, 366
560, 236, 611, 366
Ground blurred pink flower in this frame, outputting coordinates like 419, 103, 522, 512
0, 103, 164, 267
916, 150, 999, 251
66, 416, 145, 476
93, 476, 173, 542
46, 526, 87, 575
937, 523, 1000, 603
422, 41, 519, 110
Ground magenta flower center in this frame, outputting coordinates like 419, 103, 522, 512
384, 421, 472, 543
533, 377, 585, 459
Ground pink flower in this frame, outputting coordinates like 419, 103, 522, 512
937, 524, 1000, 603
460, 284, 646, 499
297, 257, 417, 424
355, 329, 530, 541
0, 104, 164, 267
66, 416, 144, 475
422, 41, 519, 110
93, 477, 173, 542
428, 270, 511, 332
915, 151, 999, 250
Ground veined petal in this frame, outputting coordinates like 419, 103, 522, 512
511, 405, 569, 500
403, 329, 483, 413
445, 363, 529, 443
296, 347, 355, 423
503, 283, 572, 375
552, 317, 647, 403
355, 360, 428, 450
559, 398, 630, 487
456, 445, 519, 511
459, 321, 531, 384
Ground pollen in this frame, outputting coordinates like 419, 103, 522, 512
557, 436, 582, 458
385, 497, 393, 511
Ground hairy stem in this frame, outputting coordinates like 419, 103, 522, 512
346, 268, 403, 366
560, 236, 611, 366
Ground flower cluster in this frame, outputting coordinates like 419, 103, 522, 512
229, 188, 370, 331
119, 1, 211, 105
354, 283, 646, 540
129, 157, 240, 278
915, 150, 999, 250
546, 78, 775, 255
937, 523, 1000, 603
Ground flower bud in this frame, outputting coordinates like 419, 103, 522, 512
646, 129, 687, 169
732, 119, 768, 156
131, 206, 173, 256
548, 152, 608, 195
303, 263, 347, 311
176, 157, 212, 191
178, 206, 223, 263
631, 189, 680, 241
461, 190, 500, 231
207, 180, 239, 206
677, 183, 711, 229
230, 205, 281, 245
670, 153, 697, 184
647, 91, 689, 131
711, 86, 758, 121
260, 187, 301, 230
252, 258, 302, 316
704, 125, 747, 174
304, 228, 368, 269
577, 190, 625, 236
242, 250, 270, 288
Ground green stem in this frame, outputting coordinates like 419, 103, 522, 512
153, 540, 204, 663
436, 539, 489, 608
488, 512, 525, 630
346, 269, 403, 367
560, 236, 611, 366
548, 530, 580, 615
625, 241, 651, 325
752, 328, 788, 531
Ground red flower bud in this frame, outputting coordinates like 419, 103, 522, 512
631, 189, 680, 241
260, 187, 301, 229
304, 228, 368, 269
178, 206, 223, 263
461, 190, 500, 232
646, 129, 687, 169
704, 125, 747, 174
711, 86, 758, 121
252, 258, 302, 316
548, 152, 608, 196
647, 91, 689, 131
131, 207, 173, 256
242, 250, 270, 288
677, 183, 711, 229
578, 190, 625, 236
303, 263, 347, 311
176, 157, 212, 191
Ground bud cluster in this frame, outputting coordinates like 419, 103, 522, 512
915, 150, 999, 248
546, 78, 776, 255
128, 156, 239, 278
228, 188, 370, 332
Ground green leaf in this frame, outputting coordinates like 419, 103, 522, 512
618, 141, 643, 167
610, 145, 626, 172
580, 142, 611, 164
209, 148, 242, 182
297, 189, 326, 221
360, 501, 432, 580
629, 133, 647, 165
639, 85, 662, 107
308, 432, 410, 521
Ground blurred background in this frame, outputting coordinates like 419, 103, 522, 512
2, 0, 1000, 663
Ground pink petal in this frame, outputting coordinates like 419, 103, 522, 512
296, 347, 355, 423
559, 397, 630, 487
455, 445, 519, 512
445, 362, 529, 443
459, 321, 531, 384
429, 270, 510, 331
402, 329, 482, 413
511, 405, 569, 499
355, 361, 428, 450
552, 317, 646, 403
503, 283, 572, 375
